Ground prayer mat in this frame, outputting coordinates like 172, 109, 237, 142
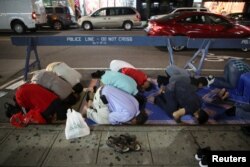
84, 79, 249, 125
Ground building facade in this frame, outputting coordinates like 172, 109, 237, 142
42, 0, 250, 20
203, 0, 250, 15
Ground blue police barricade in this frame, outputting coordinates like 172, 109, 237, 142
11, 36, 250, 80
185, 38, 250, 74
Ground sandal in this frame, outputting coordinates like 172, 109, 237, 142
119, 134, 141, 151
106, 136, 130, 153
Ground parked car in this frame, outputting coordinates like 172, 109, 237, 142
77, 7, 141, 30
0, 0, 47, 34
45, 6, 73, 30
145, 11, 250, 51
226, 12, 250, 27
150, 7, 209, 20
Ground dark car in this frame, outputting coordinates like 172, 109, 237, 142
145, 11, 250, 51
226, 12, 250, 27
45, 6, 73, 30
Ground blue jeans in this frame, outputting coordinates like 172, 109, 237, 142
236, 103, 250, 120
212, 59, 244, 89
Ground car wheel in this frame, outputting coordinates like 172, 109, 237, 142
12, 21, 26, 34
241, 48, 249, 52
172, 45, 185, 51
82, 22, 92, 30
123, 21, 133, 30
53, 21, 63, 30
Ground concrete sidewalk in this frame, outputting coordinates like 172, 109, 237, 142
0, 123, 249, 167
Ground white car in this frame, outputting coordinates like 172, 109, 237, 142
150, 7, 209, 20
0, 0, 47, 34
77, 7, 141, 30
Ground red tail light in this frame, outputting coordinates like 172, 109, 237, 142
150, 22, 163, 31
32, 12, 36, 19
153, 25, 163, 32
136, 13, 141, 21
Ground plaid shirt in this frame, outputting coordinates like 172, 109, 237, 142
233, 60, 250, 73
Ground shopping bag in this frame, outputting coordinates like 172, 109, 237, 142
65, 109, 90, 140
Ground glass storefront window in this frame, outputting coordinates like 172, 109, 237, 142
204, 1, 245, 15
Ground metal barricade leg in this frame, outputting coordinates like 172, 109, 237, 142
196, 40, 211, 75
24, 46, 31, 81
34, 45, 41, 70
184, 39, 211, 75
167, 38, 174, 65
24, 38, 41, 81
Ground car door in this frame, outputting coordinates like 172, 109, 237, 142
91, 8, 111, 28
45, 7, 54, 25
107, 8, 120, 27
207, 14, 232, 38
0, 0, 8, 29
177, 14, 212, 38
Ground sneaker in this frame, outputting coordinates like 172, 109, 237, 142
207, 75, 215, 86
195, 147, 211, 161
199, 155, 208, 167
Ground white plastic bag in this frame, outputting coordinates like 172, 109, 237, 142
65, 109, 90, 140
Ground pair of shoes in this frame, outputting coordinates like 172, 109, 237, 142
119, 134, 141, 151
106, 134, 141, 153
195, 147, 210, 167
207, 75, 215, 87
106, 136, 130, 153
199, 156, 208, 167
195, 147, 211, 161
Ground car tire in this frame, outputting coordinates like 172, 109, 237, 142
53, 21, 63, 30
123, 21, 133, 30
82, 22, 92, 30
12, 21, 26, 34
241, 48, 249, 52
172, 45, 186, 51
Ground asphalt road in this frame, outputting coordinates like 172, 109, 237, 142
0, 28, 249, 85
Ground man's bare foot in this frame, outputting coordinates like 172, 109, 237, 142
221, 92, 229, 100
218, 88, 226, 98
